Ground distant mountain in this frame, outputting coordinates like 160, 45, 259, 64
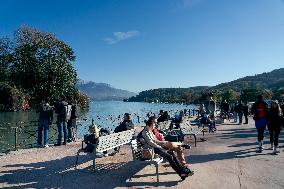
77, 80, 137, 101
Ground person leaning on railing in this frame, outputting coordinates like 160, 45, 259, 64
36, 100, 53, 148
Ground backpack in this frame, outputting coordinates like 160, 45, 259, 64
59, 102, 67, 117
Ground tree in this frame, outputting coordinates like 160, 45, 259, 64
11, 26, 77, 106
0, 38, 13, 83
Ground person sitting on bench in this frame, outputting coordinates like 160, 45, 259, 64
141, 118, 194, 180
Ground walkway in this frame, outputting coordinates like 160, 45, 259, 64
0, 117, 283, 189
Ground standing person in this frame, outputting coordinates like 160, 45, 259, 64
67, 102, 79, 142
243, 102, 249, 124
235, 101, 243, 124
267, 100, 282, 154
206, 96, 216, 131
36, 100, 53, 148
199, 104, 206, 115
141, 118, 194, 180
54, 98, 68, 146
223, 100, 230, 120
252, 95, 268, 152
281, 102, 284, 127
233, 103, 238, 123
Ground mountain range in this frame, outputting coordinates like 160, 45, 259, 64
77, 80, 136, 101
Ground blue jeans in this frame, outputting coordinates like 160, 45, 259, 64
57, 120, 67, 144
38, 119, 49, 145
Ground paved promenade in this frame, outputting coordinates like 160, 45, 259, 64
0, 117, 283, 189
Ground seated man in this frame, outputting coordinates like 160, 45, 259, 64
200, 112, 215, 132
141, 118, 194, 180
114, 113, 134, 133
114, 113, 134, 152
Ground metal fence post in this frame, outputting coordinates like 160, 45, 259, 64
14, 127, 18, 151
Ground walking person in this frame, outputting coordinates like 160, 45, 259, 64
252, 95, 268, 152
54, 98, 68, 146
268, 100, 282, 154
235, 101, 243, 124
36, 100, 53, 148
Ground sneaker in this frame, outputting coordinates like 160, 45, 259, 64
44, 144, 49, 148
179, 169, 194, 180
54, 143, 61, 146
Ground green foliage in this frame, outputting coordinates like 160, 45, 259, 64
0, 26, 88, 111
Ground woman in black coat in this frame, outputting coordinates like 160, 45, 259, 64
268, 100, 283, 154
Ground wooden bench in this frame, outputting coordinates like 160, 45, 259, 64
75, 129, 135, 171
130, 139, 163, 183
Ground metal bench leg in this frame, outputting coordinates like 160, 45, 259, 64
193, 134, 197, 147
75, 150, 82, 169
93, 153, 96, 172
155, 163, 159, 184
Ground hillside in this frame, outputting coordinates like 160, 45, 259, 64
77, 80, 136, 101
127, 68, 284, 103
212, 68, 284, 91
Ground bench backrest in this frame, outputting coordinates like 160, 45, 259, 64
130, 139, 144, 161
95, 129, 135, 153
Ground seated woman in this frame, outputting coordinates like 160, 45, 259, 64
141, 118, 194, 180
149, 116, 190, 166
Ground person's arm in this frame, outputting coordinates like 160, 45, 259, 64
142, 129, 162, 149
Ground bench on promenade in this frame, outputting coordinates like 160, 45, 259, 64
130, 139, 163, 183
164, 127, 197, 147
75, 129, 135, 171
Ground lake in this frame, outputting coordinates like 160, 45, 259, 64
0, 101, 196, 152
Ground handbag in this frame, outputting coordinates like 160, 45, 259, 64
141, 148, 154, 160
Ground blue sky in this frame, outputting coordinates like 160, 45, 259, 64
1, 0, 284, 92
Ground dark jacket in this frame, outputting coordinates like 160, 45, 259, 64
114, 120, 134, 133
36, 103, 53, 122
243, 105, 249, 116
235, 103, 243, 114
55, 101, 68, 121
268, 107, 282, 130
252, 101, 268, 121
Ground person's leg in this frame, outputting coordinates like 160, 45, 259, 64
67, 120, 72, 141
43, 120, 49, 146
245, 115, 248, 124
238, 114, 242, 124
62, 121, 67, 144
164, 142, 186, 165
268, 127, 274, 148
154, 148, 183, 175
57, 121, 62, 145
274, 129, 280, 151
37, 120, 43, 146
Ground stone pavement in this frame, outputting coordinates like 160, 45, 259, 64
0, 117, 283, 189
